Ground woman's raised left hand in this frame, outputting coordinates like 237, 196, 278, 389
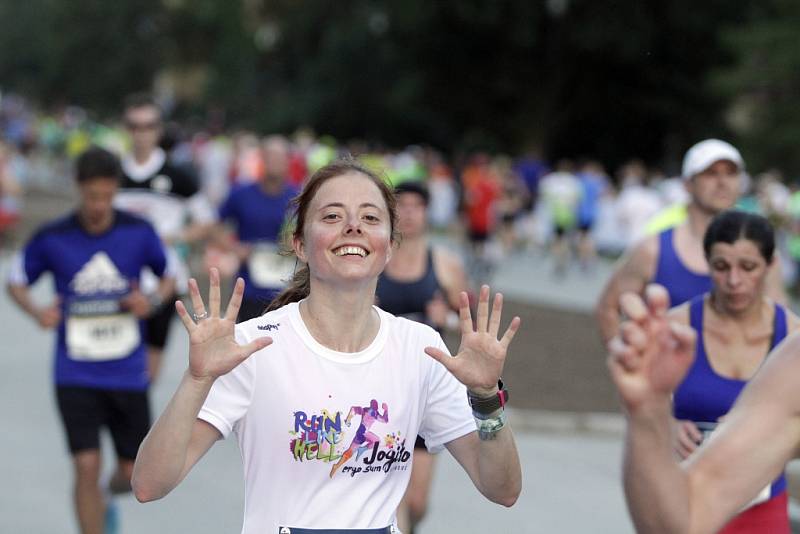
425, 285, 521, 396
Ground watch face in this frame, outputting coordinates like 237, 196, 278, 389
475, 410, 507, 439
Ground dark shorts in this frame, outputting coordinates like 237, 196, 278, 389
56, 386, 150, 459
468, 229, 489, 243
501, 212, 517, 224
145, 293, 179, 349
414, 436, 426, 450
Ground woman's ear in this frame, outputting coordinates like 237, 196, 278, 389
293, 235, 306, 263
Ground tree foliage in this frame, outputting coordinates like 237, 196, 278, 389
0, 0, 165, 113
0, 0, 797, 172
712, 0, 800, 176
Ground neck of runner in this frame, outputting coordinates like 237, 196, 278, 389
261, 175, 286, 195
78, 209, 115, 235
299, 292, 380, 353
394, 233, 427, 260
132, 147, 156, 165
685, 203, 715, 239
709, 291, 769, 324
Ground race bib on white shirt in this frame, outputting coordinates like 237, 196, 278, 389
697, 422, 771, 509
248, 242, 293, 288
66, 299, 140, 361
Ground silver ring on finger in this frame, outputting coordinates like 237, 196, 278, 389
193, 311, 209, 322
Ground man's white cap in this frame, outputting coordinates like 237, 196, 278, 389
681, 139, 744, 179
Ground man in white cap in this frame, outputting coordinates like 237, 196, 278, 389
595, 138, 785, 343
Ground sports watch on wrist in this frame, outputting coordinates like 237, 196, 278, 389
467, 379, 509, 416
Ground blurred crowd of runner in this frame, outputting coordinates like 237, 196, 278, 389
4, 93, 800, 290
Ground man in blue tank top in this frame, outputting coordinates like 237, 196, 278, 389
595, 139, 786, 343
6, 147, 174, 534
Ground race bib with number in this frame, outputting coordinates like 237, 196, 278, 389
248, 242, 294, 288
65, 298, 141, 361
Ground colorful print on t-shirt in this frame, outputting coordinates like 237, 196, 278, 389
289, 399, 412, 479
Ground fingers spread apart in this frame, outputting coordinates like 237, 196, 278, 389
224, 278, 245, 321
208, 267, 221, 318
176, 300, 197, 333
187, 278, 207, 319
476, 285, 490, 332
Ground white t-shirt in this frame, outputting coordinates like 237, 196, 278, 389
198, 301, 475, 533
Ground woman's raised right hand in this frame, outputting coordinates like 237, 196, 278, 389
176, 268, 272, 383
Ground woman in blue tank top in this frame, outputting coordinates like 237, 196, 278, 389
670, 210, 800, 533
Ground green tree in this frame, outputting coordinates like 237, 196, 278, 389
48, 0, 165, 113
247, 0, 752, 168
0, 0, 784, 172
0, 0, 56, 101
712, 0, 800, 176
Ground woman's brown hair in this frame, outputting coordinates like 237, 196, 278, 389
266, 159, 398, 312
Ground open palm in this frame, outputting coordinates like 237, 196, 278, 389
425, 285, 521, 396
607, 284, 696, 412
176, 268, 272, 382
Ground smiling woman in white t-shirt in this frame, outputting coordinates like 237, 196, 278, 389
132, 160, 522, 534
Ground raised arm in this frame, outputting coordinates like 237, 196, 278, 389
595, 237, 657, 343
609, 285, 800, 533
133, 374, 222, 502
132, 269, 271, 502
426, 285, 522, 507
